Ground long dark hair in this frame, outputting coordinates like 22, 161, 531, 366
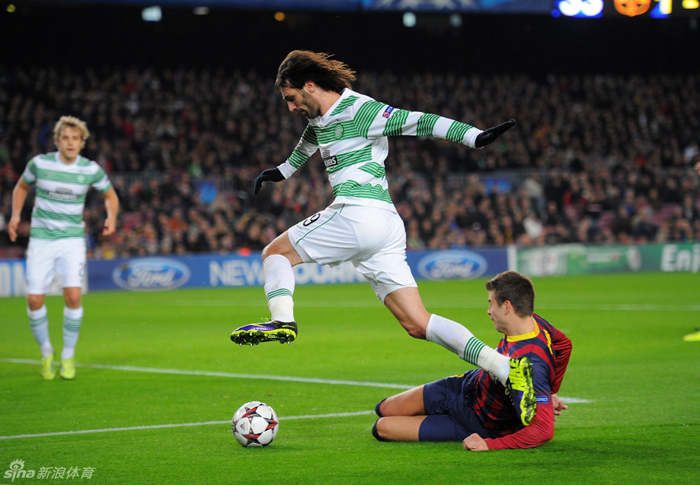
275, 50, 356, 94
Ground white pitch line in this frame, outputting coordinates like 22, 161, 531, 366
0, 411, 376, 441
0, 358, 414, 390
0, 360, 590, 440
557, 397, 590, 403
0, 359, 592, 404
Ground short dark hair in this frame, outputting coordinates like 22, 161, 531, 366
485, 271, 535, 318
275, 50, 356, 94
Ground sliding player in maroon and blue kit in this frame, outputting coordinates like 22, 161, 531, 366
372, 271, 572, 450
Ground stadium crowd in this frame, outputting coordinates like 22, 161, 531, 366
1, 66, 699, 259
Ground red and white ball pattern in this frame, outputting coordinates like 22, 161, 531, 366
232, 401, 279, 447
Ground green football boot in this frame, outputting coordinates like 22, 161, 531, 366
505, 356, 537, 427
41, 354, 56, 381
231, 321, 298, 346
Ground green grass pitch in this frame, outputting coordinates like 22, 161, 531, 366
1, 273, 699, 484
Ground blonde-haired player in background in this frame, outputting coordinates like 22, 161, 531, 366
8, 116, 119, 380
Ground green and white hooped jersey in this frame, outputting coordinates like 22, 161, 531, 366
277, 88, 482, 212
21, 152, 112, 240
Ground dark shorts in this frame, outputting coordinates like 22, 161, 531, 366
419, 375, 490, 442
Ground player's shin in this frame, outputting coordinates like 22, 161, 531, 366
426, 314, 510, 382
263, 255, 295, 323
62, 306, 83, 360
28, 305, 53, 357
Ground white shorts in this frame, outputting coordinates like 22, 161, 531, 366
288, 203, 417, 301
26, 238, 86, 295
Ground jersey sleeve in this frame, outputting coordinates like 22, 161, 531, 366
277, 124, 319, 179
550, 329, 572, 394
364, 104, 483, 148
21, 158, 38, 185
483, 399, 555, 450
484, 357, 555, 450
92, 166, 112, 193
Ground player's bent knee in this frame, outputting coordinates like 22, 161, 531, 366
375, 398, 386, 417
27, 295, 45, 310
65, 297, 81, 307
64, 290, 82, 308
261, 244, 276, 260
372, 419, 389, 441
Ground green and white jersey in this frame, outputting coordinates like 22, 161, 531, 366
21, 152, 112, 240
277, 88, 482, 212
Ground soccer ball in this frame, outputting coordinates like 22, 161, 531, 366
232, 401, 279, 447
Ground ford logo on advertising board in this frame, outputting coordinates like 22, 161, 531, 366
417, 251, 488, 281
113, 258, 190, 291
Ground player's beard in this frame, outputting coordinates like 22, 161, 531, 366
299, 92, 321, 119
303, 107, 320, 119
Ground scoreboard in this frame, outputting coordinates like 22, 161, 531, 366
553, 0, 699, 17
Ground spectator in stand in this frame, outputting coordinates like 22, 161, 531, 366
1, 67, 699, 256
522, 173, 545, 215
611, 206, 634, 242
633, 207, 658, 242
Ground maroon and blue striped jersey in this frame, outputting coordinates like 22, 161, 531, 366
468, 313, 572, 449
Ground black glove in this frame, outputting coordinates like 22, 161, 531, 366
253, 168, 285, 194
474, 119, 516, 148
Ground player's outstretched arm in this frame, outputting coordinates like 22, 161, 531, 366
254, 168, 285, 194
474, 119, 517, 148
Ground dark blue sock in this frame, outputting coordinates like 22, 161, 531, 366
372, 420, 387, 441
375, 398, 386, 417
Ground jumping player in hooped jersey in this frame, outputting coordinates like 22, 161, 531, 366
373, 271, 572, 450
229, 50, 538, 427
8, 116, 119, 380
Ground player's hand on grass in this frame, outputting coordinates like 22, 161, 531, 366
474, 119, 516, 148
463, 433, 489, 452
254, 168, 285, 194
552, 393, 568, 422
